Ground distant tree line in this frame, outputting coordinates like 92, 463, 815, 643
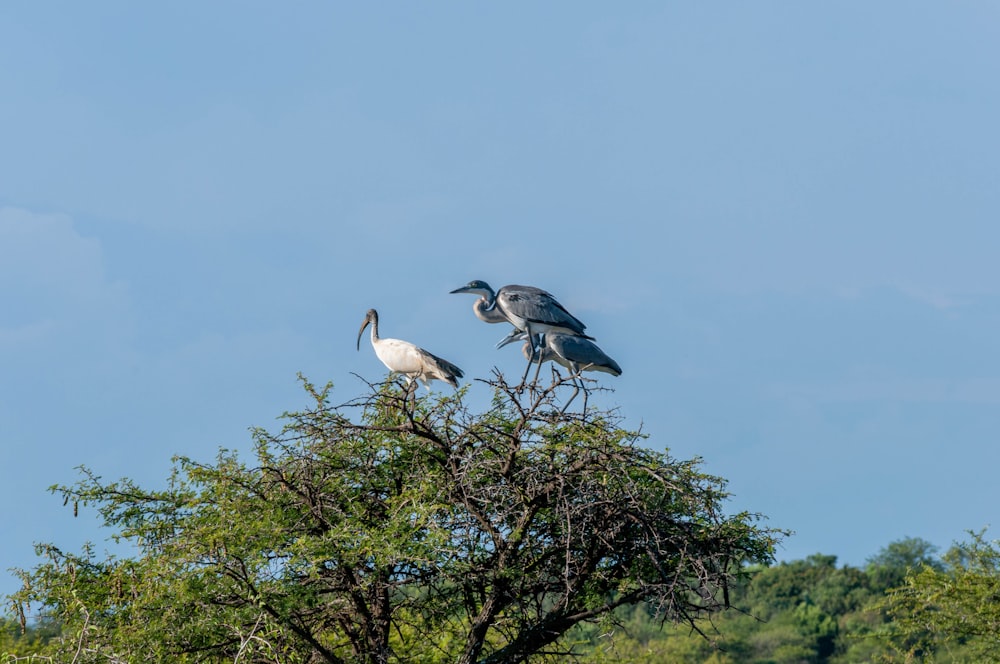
7, 531, 1000, 662
560, 532, 1000, 663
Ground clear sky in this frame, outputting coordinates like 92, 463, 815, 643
3, 3, 999, 598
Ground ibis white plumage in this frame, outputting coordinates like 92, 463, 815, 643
356, 309, 464, 390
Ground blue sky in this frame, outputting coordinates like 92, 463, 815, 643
3, 3, 1000, 598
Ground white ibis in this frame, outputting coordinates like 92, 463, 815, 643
357, 309, 463, 390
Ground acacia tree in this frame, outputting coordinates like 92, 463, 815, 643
12, 373, 782, 663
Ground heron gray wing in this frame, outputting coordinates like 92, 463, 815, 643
497, 286, 588, 334
548, 334, 622, 376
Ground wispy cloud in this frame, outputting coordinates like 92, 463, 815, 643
0, 206, 131, 351
896, 284, 972, 311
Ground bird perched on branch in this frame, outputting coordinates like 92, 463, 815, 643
499, 330, 621, 410
356, 309, 464, 390
451, 280, 591, 386
498, 331, 622, 379
449, 280, 590, 343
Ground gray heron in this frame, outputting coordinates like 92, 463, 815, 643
357, 309, 464, 390
450, 280, 590, 385
499, 330, 621, 410
449, 280, 589, 341
498, 331, 622, 378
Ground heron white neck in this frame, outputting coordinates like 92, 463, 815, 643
474, 298, 508, 324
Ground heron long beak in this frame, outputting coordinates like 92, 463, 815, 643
496, 329, 526, 349
449, 286, 472, 295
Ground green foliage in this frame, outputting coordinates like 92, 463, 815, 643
8, 374, 781, 663
0, 614, 59, 660
865, 536, 943, 592
877, 529, 1000, 663
567, 539, 937, 663
14, 363, 997, 664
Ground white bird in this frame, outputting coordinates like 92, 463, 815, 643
356, 309, 464, 390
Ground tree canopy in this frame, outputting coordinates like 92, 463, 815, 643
11, 373, 782, 663
877, 529, 1000, 662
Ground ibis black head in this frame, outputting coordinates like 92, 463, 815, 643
356, 309, 378, 350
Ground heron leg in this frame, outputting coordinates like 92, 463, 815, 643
516, 329, 542, 390
518, 356, 537, 391
529, 331, 547, 387
531, 353, 545, 386
560, 377, 581, 415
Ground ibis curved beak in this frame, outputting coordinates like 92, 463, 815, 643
356, 319, 370, 351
